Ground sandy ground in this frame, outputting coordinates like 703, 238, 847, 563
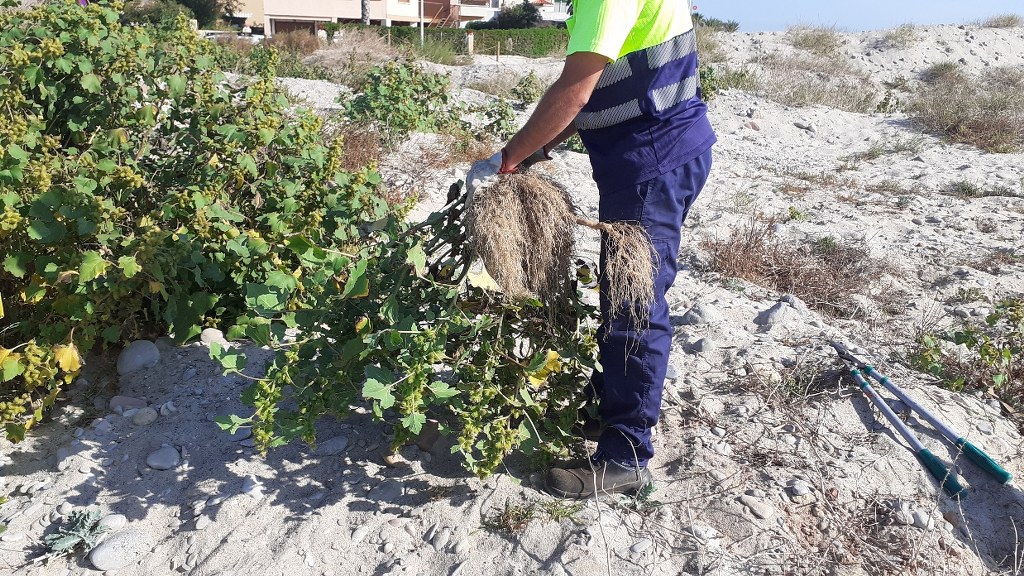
3, 22, 1024, 576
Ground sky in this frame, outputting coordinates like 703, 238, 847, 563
693, 0, 1024, 32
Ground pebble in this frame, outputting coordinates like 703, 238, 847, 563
690, 525, 719, 542
159, 401, 177, 416
242, 475, 264, 498
912, 510, 934, 531
109, 396, 147, 412
316, 435, 350, 456
432, 526, 452, 552
680, 302, 722, 325
89, 529, 152, 571
369, 480, 403, 502
93, 419, 114, 435
691, 338, 715, 353
739, 495, 775, 520
146, 445, 181, 470
195, 515, 212, 530
630, 538, 652, 554
755, 302, 790, 327
665, 365, 680, 380
780, 294, 809, 313
711, 427, 726, 437
200, 328, 229, 347
229, 427, 253, 442
116, 340, 161, 375
98, 513, 128, 532
58, 502, 74, 515
977, 422, 994, 435
790, 481, 811, 497
132, 407, 159, 426
352, 525, 371, 544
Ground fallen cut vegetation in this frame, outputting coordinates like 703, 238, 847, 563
909, 65, 1024, 152
701, 214, 890, 317
748, 52, 878, 113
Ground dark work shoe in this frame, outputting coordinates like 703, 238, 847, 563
544, 459, 653, 499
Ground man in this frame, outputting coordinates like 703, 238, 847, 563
467, 0, 715, 499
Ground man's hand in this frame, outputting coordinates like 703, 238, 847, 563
466, 150, 504, 198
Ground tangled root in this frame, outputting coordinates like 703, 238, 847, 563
466, 172, 656, 326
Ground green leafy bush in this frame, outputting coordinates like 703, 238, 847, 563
0, 0, 381, 440
699, 65, 718, 101
911, 299, 1024, 428
510, 71, 542, 104
348, 25, 569, 58
212, 183, 600, 478
122, 0, 193, 25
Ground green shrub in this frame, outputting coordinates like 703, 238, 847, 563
0, 0, 381, 440
562, 134, 586, 153
699, 65, 718, 101
348, 25, 569, 58
414, 36, 461, 65
716, 65, 757, 91
467, 0, 541, 30
510, 71, 543, 104
122, 0, 192, 26
911, 299, 1024, 429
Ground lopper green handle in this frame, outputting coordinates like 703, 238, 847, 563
916, 449, 966, 498
956, 438, 1013, 484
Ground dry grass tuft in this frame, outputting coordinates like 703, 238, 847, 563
702, 214, 890, 317
304, 29, 401, 86
468, 173, 656, 324
910, 66, 1024, 152
876, 24, 919, 49
787, 26, 843, 56
979, 13, 1024, 28
696, 26, 726, 63
265, 30, 322, 56
748, 53, 878, 113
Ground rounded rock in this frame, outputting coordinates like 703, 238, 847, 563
98, 513, 128, 532
146, 445, 181, 470
116, 340, 161, 375
630, 538, 652, 554
89, 529, 152, 571
132, 407, 159, 426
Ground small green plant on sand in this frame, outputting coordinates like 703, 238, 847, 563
483, 498, 537, 535
510, 70, 542, 104
43, 508, 107, 559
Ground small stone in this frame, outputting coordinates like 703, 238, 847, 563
89, 529, 152, 571
382, 453, 406, 467
665, 365, 680, 380
680, 302, 722, 326
98, 513, 128, 532
350, 524, 372, 544
755, 302, 790, 327
382, 542, 394, 554
146, 445, 180, 470
242, 475, 264, 498
739, 495, 775, 520
780, 294, 809, 314
415, 419, 442, 451
200, 328, 228, 347
790, 481, 811, 497
711, 427, 726, 438
195, 515, 212, 530
116, 340, 161, 375
159, 401, 177, 416
432, 527, 452, 552
109, 396, 147, 412
630, 538, 652, 554
228, 427, 252, 442
132, 407, 159, 426
912, 510, 934, 531
977, 422, 994, 435
691, 338, 715, 354
58, 502, 73, 516
316, 435, 350, 456
1, 531, 24, 542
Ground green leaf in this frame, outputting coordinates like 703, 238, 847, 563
79, 251, 107, 282
6, 144, 27, 162
4, 423, 25, 443
239, 154, 258, 177
209, 341, 247, 372
401, 412, 426, 435
428, 381, 459, 399
117, 256, 140, 278
406, 244, 427, 276
341, 260, 369, 299
167, 75, 186, 99
2, 357, 24, 382
362, 366, 396, 409
213, 414, 250, 434
3, 253, 31, 278
80, 74, 101, 93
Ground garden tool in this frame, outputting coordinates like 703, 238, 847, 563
832, 342, 1013, 497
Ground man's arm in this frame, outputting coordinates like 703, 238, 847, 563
502, 51, 608, 169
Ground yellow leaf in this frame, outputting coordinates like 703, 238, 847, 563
53, 343, 83, 373
467, 269, 501, 292
56, 270, 78, 284
0, 346, 11, 364
148, 281, 163, 294
0, 292, 4, 319
528, 374, 546, 387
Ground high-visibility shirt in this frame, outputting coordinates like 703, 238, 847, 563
566, 0, 717, 191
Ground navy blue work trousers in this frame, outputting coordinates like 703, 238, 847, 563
590, 149, 713, 468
